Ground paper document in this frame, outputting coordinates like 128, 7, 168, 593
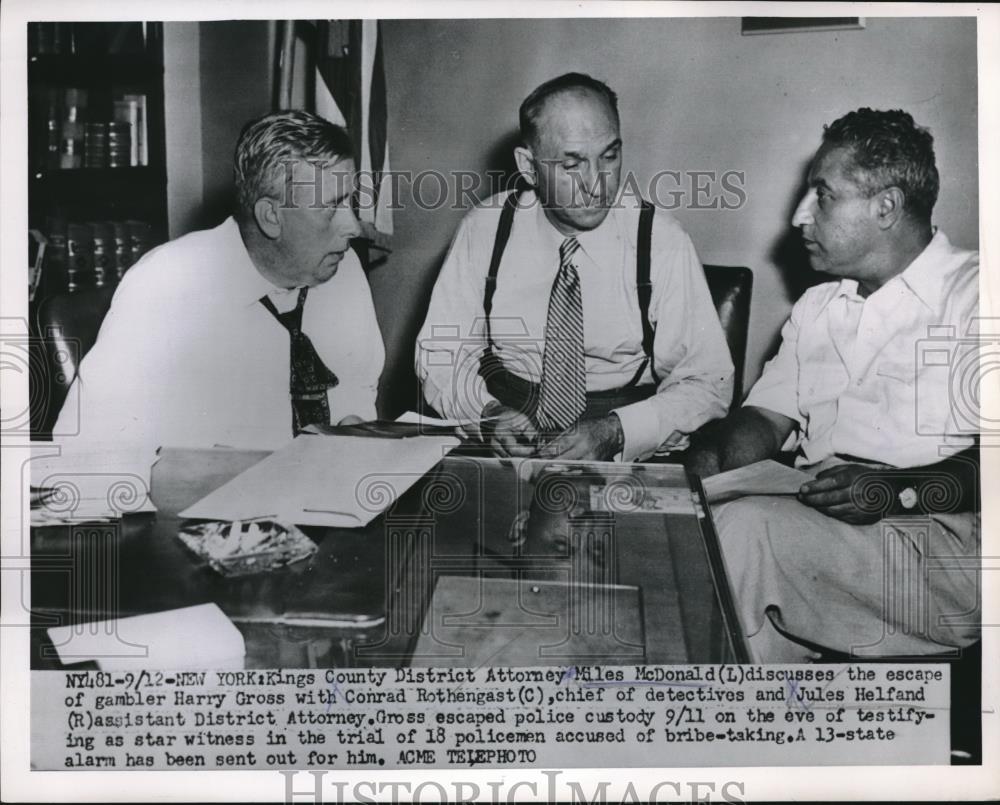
395, 410, 500, 428
179, 433, 459, 528
701, 459, 813, 504
30, 444, 156, 523
46, 603, 245, 670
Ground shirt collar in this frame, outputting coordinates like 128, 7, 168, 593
826, 229, 950, 310
832, 278, 863, 301
221, 217, 305, 306
892, 228, 951, 311
527, 187, 631, 258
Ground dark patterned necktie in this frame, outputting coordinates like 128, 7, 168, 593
535, 237, 586, 432
260, 287, 339, 436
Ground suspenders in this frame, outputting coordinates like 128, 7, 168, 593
635, 199, 658, 385
482, 191, 659, 387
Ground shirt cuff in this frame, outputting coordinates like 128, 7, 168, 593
611, 398, 662, 462
744, 387, 801, 431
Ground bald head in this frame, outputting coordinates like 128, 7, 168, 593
519, 72, 620, 151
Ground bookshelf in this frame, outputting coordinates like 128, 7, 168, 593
28, 21, 168, 301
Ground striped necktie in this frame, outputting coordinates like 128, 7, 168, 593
535, 237, 586, 432
260, 287, 339, 436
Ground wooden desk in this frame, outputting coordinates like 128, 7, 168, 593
31, 447, 748, 668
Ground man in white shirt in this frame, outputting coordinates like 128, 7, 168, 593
687, 109, 980, 662
55, 111, 385, 458
415, 73, 733, 462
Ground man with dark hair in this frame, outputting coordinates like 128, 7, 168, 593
55, 110, 384, 456
687, 108, 979, 662
416, 73, 733, 461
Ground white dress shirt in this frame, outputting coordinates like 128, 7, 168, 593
54, 217, 384, 458
745, 230, 978, 468
416, 190, 733, 460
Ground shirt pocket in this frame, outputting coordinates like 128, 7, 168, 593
875, 361, 931, 436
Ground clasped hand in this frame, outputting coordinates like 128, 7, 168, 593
480, 402, 622, 461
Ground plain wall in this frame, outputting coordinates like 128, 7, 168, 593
373, 16, 978, 415
164, 21, 273, 237
163, 22, 203, 239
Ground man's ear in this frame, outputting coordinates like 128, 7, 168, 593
253, 197, 282, 240
514, 146, 537, 187
874, 187, 905, 230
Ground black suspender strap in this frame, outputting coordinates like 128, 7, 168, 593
484, 190, 521, 319
627, 199, 658, 387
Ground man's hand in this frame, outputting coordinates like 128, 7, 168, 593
537, 414, 624, 462
480, 401, 539, 457
798, 463, 887, 524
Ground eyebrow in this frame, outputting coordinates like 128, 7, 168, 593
324, 186, 354, 206
561, 138, 623, 160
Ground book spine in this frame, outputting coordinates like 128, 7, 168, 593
89, 222, 113, 287
66, 223, 93, 293
113, 99, 140, 167
112, 221, 132, 279
124, 94, 148, 166
126, 220, 153, 265
45, 216, 68, 293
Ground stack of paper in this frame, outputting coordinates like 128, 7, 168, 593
46, 603, 245, 670
701, 459, 813, 504
179, 433, 458, 528
30, 445, 156, 524
394, 410, 496, 428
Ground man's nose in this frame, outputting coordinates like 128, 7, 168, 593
575, 165, 601, 199
342, 208, 362, 239
791, 189, 815, 227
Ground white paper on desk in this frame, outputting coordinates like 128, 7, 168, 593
29, 443, 157, 521
394, 410, 500, 428
701, 459, 813, 504
46, 603, 245, 670
179, 433, 459, 528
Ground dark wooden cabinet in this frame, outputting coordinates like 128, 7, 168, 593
28, 21, 168, 301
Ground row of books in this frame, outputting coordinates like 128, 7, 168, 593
29, 22, 151, 57
40, 89, 148, 170
30, 218, 157, 300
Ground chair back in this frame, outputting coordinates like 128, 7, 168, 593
703, 265, 753, 408
35, 285, 117, 435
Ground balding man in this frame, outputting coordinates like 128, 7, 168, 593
416, 72, 733, 461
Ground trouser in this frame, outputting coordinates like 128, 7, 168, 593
712, 495, 980, 662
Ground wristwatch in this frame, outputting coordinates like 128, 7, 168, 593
898, 486, 918, 511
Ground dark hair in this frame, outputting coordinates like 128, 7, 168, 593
519, 72, 619, 149
822, 108, 939, 222
233, 110, 354, 224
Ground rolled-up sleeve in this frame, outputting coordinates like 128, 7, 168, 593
415, 211, 498, 423
613, 223, 734, 461
744, 302, 804, 427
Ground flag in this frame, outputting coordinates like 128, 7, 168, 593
313, 20, 393, 254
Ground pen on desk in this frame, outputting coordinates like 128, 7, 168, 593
30, 487, 57, 507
